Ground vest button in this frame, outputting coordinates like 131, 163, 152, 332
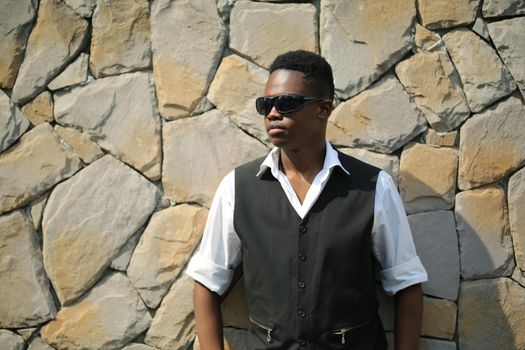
298, 338, 307, 346
298, 225, 307, 233
298, 281, 306, 289
298, 310, 306, 318
298, 253, 307, 261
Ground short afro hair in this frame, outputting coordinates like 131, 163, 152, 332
269, 50, 335, 100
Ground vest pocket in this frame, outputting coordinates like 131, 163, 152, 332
249, 316, 274, 343
331, 319, 372, 345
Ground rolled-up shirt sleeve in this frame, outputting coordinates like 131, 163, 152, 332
185, 170, 242, 296
372, 171, 428, 296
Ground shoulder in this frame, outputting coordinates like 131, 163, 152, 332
235, 155, 268, 178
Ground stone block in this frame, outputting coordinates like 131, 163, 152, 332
0, 330, 25, 350
482, 0, 525, 17
421, 297, 457, 340
0, 89, 30, 152
48, 52, 88, 91
417, 0, 480, 29
423, 129, 457, 148
509, 167, 525, 272
21, 90, 53, 125
54, 125, 104, 164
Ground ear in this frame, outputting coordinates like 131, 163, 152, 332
318, 99, 333, 120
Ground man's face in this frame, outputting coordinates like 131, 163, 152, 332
262, 69, 329, 150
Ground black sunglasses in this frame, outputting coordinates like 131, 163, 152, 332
255, 94, 324, 116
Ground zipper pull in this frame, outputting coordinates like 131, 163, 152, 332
266, 330, 272, 343
341, 329, 346, 345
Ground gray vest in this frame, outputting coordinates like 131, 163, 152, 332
234, 151, 387, 350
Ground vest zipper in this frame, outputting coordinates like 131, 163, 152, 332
249, 317, 273, 343
332, 319, 371, 345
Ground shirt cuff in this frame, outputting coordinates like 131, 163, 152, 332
185, 253, 235, 296
380, 255, 428, 296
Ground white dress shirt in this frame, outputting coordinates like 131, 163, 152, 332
186, 142, 427, 296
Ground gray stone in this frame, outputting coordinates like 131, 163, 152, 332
0, 330, 25, 350
16, 328, 38, 341
0, 211, 56, 328
320, 0, 416, 98
396, 50, 470, 132
28, 337, 55, 350
455, 185, 515, 279
472, 17, 490, 41
11, 0, 89, 105
90, 0, 151, 77
0, 89, 30, 152
42, 155, 160, 304
229, 2, 317, 68
408, 211, 460, 300
339, 148, 400, 184
30, 193, 48, 231
459, 278, 525, 350
509, 167, 525, 273
48, 53, 89, 91
21, 91, 54, 126
419, 338, 457, 350
458, 96, 525, 190
443, 28, 516, 113
512, 267, 525, 288
122, 344, 158, 350
54, 125, 104, 164
151, 0, 226, 120
482, 0, 525, 17
0, 123, 82, 214
0, 0, 37, 88
41, 272, 152, 350
488, 17, 525, 98
417, 0, 480, 29
110, 229, 142, 272
331, 74, 427, 154
421, 297, 457, 340
54, 72, 162, 180
162, 109, 267, 206
62, 0, 97, 18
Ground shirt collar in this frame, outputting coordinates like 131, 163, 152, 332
256, 141, 350, 178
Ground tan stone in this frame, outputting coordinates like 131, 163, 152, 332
207, 55, 269, 143
459, 278, 525, 350
54, 125, 104, 164
421, 297, 457, 340
419, 338, 457, 350
90, 0, 151, 77
326, 121, 352, 147
0, 123, 82, 214
509, 167, 525, 272
443, 28, 516, 113
48, 53, 89, 91
339, 147, 400, 184
483, 0, 525, 17
11, 0, 89, 105
110, 229, 141, 271
222, 278, 250, 329
16, 328, 38, 341
229, 2, 317, 68
0, 0, 37, 89
400, 143, 458, 214
423, 129, 457, 147
162, 109, 267, 206
0, 330, 25, 350
122, 344, 158, 350
455, 185, 514, 279
128, 204, 208, 309
331, 75, 427, 154
0, 211, 56, 328
54, 72, 161, 180
28, 337, 55, 350
42, 155, 160, 304
145, 275, 195, 349
320, 0, 416, 98
63, 0, 97, 18
21, 90, 54, 125
417, 0, 480, 29
30, 193, 48, 231
414, 24, 443, 52
458, 96, 525, 190
42, 272, 152, 350
151, 0, 225, 120
396, 50, 470, 132
472, 17, 490, 41
0, 89, 30, 152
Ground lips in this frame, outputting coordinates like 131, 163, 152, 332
267, 123, 286, 132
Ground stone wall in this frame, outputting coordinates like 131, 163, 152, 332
1, 0, 524, 349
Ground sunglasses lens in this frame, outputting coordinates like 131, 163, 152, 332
276, 95, 302, 114
256, 97, 272, 115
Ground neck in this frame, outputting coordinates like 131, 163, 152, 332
280, 139, 326, 179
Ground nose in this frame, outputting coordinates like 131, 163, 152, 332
266, 106, 283, 120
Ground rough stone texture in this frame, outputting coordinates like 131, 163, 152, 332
41, 272, 152, 350
0, 123, 82, 214
207, 54, 269, 143
54, 72, 162, 180
28, 337, 56, 350
63, 0, 97, 18
163, 109, 267, 206
509, 167, 525, 272
459, 278, 525, 350
331, 74, 427, 154
421, 297, 457, 340
443, 28, 516, 113
42, 155, 160, 304
513, 267, 525, 288
423, 129, 458, 147
110, 229, 142, 271
400, 143, 458, 214
482, 0, 525, 17
458, 96, 525, 190
30, 193, 49, 231
0, 210, 57, 328
417, 0, 480, 29
90, 0, 151, 78
414, 24, 443, 52
455, 185, 515, 279
0, 89, 30, 152
408, 210, 460, 300
488, 17, 525, 98
48, 53, 89, 91
229, 2, 317, 68
128, 205, 208, 309
54, 125, 104, 164
472, 17, 490, 41
396, 50, 470, 132
419, 338, 457, 350
21, 90, 54, 125
122, 344, 158, 350
320, 0, 416, 98
222, 278, 250, 329
145, 275, 195, 350
16, 328, 38, 341
0, 330, 25, 350
0, 0, 37, 89
151, 0, 225, 120
11, 0, 89, 105
339, 147, 400, 184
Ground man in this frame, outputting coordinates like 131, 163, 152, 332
186, 50, 427, 349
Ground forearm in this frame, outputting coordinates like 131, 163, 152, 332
194, 281, 224, 350
394, 283, 423, 350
